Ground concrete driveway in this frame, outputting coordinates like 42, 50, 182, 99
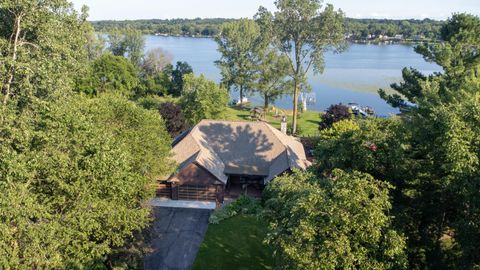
143, 207, 211, 270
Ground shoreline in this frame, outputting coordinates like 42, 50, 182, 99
148, 33, 437, 45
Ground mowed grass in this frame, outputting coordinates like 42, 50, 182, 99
192, 215, 273, 270
222, 105, 321, 137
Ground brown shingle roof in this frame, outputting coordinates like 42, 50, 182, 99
170, 120, 311, 184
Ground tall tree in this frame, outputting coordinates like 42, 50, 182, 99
0, 0, 91, 107
255, 48, 291, 111
180, 74, 229, 125
215, 19, 260, 105
141, 48, 173, 76
170, 61, 193, 97
255, 0, 346, 134
107, 26, 145, 66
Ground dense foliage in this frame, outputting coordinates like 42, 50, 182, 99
0, 94, 173, 268
180, 74, 229, 125
164, 61, 194, 97
319, 103, 352, 130
316, 13, 480, 269
0, 0, 91, 105
158, 102, 188, 138
264, 170, 407, 269
77, 54, 140, 96
209, 195, 261, 224
0, 0, 174, 267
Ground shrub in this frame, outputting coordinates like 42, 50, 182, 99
158, 102, 188, 138
319, 103, 351, 130
209, 196, 261, 224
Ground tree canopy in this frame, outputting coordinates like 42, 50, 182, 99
215, 19, 261, 103
180, 74, 229, 125
0, 0, 91, 106
0, 94, 173, 268
264, 169, 407, 270
317, 13, 480, 269
77, 54, 140, 96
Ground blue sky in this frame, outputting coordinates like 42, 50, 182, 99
72, 0, 480, 21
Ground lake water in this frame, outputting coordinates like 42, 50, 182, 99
145, 35, 441, 116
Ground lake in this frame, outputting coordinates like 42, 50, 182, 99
145, 35, 441, 116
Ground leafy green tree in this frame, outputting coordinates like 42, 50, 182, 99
215, 19, 260, 104
255, 48, 291, 110
0, 94, 173, 268
77, 54, 140, 96
255, 0, 346, 134
107, 26, 145, 66
264, 169, 407, 270
84, 19, 106, 61
180, 74, 229, 125
108, 27, 128, 56
0, 0, 91, 107
169, 61, 193, 97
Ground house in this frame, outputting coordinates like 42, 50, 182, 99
157, 120, 311, 204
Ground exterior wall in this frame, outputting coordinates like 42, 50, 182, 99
168, 162, 225, 203
171, 163, 221, 186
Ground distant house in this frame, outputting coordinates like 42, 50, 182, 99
158, 120, 311, 204
394, 34, 404, 40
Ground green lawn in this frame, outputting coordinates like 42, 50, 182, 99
222, 106, 321, 137
192, 215, 273, 270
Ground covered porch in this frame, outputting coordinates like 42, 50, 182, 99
224, 174, 265, 201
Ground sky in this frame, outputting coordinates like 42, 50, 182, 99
72, 0, 480, 21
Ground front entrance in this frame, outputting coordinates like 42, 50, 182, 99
225, 175, 264, 200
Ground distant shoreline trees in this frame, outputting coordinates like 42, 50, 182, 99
91, 17, 444, 42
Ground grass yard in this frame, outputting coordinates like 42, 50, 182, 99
192, 215, 273, 270
223, 105, 321, 137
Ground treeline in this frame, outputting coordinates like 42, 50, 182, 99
346, 18, 444, 40
92, 18, 235, 36
92, 17, 444, 40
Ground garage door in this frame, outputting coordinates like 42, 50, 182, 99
178, 185, 217, 201
156, 181, 172, 198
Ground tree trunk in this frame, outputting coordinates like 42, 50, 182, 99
264, 95, 269, 119
292, 80, 299, 134
2, 14, 22, 106
239, 85, 243, 106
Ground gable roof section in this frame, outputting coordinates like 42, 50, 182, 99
170, 120, 311, 184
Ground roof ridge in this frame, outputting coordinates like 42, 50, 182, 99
260, 121, 289, 152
